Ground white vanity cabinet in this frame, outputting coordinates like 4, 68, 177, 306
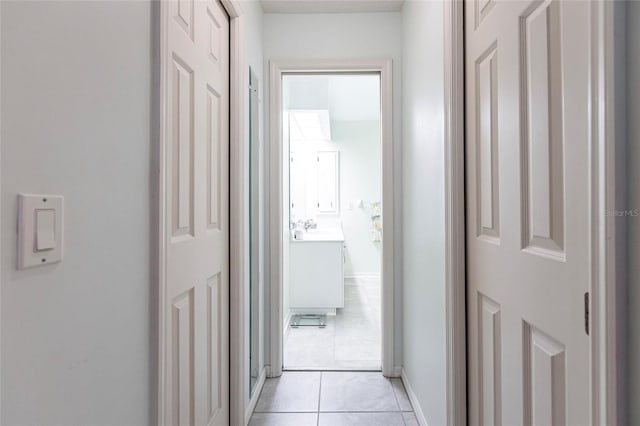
290, 233, 344, 311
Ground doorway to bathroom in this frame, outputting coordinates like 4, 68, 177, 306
267, 59, 396, 374
283, 73, 382, 371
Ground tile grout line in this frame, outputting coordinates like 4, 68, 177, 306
390, 378, 402, 410
316, 410, 414, 413
317, 371, 323, 426
253, 410, 415, 414
401, 407, 408, 426
389, 377, 409, 426
391, 379, 413, 426
332, 313, 337, 367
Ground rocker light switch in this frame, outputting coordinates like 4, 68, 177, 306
35, 209, 56, 251
18, 194, 64, 269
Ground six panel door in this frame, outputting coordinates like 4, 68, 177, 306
164, 1, 230, 425
465, 0, 591, 424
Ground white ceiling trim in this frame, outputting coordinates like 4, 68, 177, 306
261, 0, 405, 14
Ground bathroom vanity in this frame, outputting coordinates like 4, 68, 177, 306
290, 228, 345, 313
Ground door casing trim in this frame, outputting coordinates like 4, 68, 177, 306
267, 58, 396, 377
443, 1, 466, 424
224, 1, 247, 425
589, 1, 624, 423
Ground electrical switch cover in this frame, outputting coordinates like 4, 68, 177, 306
18, 194, 64, 269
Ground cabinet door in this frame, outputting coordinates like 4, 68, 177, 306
317, 151, 339, 213
290, 242, 344, 309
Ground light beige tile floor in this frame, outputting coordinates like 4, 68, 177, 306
284, 278, 381, 370
249, 372, 417, 426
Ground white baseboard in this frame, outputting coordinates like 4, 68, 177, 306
245, 367, 267, 425
290, 308, 337, 316
401, 368, 429, 426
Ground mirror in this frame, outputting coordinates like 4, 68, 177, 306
249, 68, 260, 397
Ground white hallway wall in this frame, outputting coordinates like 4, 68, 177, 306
1, 1, 152, 424
262, 10, 404, 366
1, 0, 266, 423
401, 1, 447, 425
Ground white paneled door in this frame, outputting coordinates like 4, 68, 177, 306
163, 0, 229, 425
466, 0, 590, 424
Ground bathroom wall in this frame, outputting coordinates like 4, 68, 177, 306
263, 11, 403, 365
401, 1, 447, 425
329, 121, 381, 277
333, 121, 381, 277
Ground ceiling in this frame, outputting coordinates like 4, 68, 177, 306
284, 74, 381, 122
260, 0, 405, 14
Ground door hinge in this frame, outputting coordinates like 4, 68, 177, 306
584, 292, 590, 336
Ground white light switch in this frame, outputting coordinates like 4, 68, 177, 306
18, 194, 64, 269
36, 209, 56, 251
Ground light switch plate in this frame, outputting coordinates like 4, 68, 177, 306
18, 194, 64, 269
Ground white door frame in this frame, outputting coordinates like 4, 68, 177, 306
224, 1, 247, 425
0, 4, 3, 420
268, 59, 395, 377
590, 1, 624, 423
156, 1, 247, 425
443, 1, 467, 424
451, 0, 623, 423
221, 0, 249, 425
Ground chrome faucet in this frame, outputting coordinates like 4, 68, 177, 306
293, 218, 317, 231
303, 219, 317, 231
